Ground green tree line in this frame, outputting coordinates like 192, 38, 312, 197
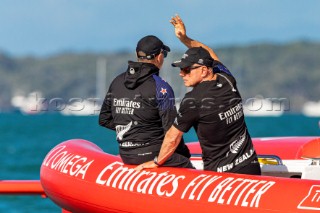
0, 41, 319, 112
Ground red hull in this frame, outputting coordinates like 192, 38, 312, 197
40, 139, 320, 213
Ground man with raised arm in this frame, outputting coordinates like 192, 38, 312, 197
136, 15, 261, 175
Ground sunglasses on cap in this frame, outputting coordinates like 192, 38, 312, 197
180, 65, 202, 74
138, 49, 168, 59
161, 49, 168, 58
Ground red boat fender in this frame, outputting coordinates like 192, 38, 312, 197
300, 138, 320, 159
40, 139, 320, 213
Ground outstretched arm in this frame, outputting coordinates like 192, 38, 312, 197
170, 14, 220, 62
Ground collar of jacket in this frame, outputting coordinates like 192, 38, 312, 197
124, 61, 160, 89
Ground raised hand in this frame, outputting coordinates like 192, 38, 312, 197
170, 14, 187, 40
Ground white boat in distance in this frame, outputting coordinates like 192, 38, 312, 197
11, 91, 45, 115
302, 101, 320, 117
60, 99, 101, 116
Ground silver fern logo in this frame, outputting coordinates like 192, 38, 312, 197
182, 53, 188, 59
226, 131, 246, 157
115, 121, 132, 141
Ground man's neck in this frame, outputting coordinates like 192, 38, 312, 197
202, 73, 217, 82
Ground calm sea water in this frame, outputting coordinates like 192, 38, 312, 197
1, 113, 319, 212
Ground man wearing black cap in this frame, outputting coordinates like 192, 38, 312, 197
99, 35, 193, 168
137, 15, 261, 175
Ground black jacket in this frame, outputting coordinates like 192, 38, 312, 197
99, 61, 190, 163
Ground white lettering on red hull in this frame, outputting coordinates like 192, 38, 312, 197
298, 185, 320, 210
96, 162, 185, 197
42, 145, 93, 179
43, 144, 276, 209
181, 174, 275, 207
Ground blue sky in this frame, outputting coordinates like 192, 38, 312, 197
1, 0, 320, 56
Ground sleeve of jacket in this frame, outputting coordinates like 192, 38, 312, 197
156, 80, 191, 158
213, 61, 233, 76
156, 82, 177, 132
99, 86, 116, 131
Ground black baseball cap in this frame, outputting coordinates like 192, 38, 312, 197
136, 35, 170, 59
172, 47, 214, 69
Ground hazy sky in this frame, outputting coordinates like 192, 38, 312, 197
1, 0, 319, 56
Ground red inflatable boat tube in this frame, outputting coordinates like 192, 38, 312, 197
40, 139, 320, 213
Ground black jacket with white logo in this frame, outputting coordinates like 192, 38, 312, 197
173, 62, 257, 172
99, 61, 190, 164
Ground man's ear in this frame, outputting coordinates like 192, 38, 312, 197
156, 53, 162, 62
201, 67, 208, 77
